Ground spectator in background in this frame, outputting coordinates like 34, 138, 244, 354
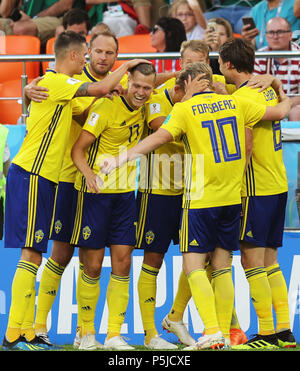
253, 17, 300, 121
204, 0, 259, 34
55, 8, 92, 37
150, 16, 187, 73
0, 0, 86, 45
170, 0, 206, 41
90, 21, 111, 38
203, 17, 233, 74
86, 1, 139, 37
241, 0, 300, 49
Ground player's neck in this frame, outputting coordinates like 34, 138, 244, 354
267, 0, 281, 10
233, 73, 253, 89
55, 61, 74, 77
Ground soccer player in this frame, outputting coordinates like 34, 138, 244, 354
70, 62, 156, 350
29, 31, 129, 350
2, 30, 148, 351
155, 38, 247, 346
156, 39, 236, 95
100, 61, 290, 349
135, 73, 210, 349
218, 38, 296, 349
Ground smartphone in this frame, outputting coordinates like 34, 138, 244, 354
9, 8, 22, 22
207, 21, 217, 32
242, 17, 256, 30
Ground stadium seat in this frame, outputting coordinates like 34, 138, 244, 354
0, 79, 25, 125
0, 35, 41, 83
113, 33, 156, 70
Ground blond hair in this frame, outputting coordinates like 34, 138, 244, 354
180, 39, 210, 59
176, 61, 213, 90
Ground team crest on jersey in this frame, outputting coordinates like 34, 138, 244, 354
145, 230, 155, 245
150, 103, 161, 115
54, 220, 62, 234
82, 226, 91, 240
35, 229, 44, 243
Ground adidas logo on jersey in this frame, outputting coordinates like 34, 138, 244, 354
246, 230, 253, 238
46, 290, 57, 296
145, 297, 155, 303
189, 239, 199, 246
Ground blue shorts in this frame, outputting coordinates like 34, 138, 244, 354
49, 181, 77, 243
136, 191, 182, 253
70, 191, 137, 249
240, 193, 287, 248
180, 204, 242, 253
4, 164, 56, 253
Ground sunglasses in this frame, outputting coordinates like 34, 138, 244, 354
151, 25, 163, 34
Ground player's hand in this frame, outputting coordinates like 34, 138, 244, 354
125, 59, 152, 70
24, 76, 49, 102
85, 173, 103, 194
212, 81, 228, 94
247, 74, 274, 92
182, 74, 209, 101
100, 157, 118, 175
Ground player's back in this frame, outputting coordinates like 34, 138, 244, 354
163, 91, 266, 209
234, 85, 288, 196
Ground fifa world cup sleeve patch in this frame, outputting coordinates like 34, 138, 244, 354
66, 77, 82, 85
150, 103, 161, 115
87, 112, 100, 127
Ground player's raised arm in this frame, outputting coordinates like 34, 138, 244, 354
100, 128, 173, 175
74, 59, 152, 98
71, 130, 102, 193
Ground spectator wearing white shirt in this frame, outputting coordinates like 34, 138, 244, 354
171, 0, 206, 40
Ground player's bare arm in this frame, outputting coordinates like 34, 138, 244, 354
100, 128, 173, 175
74, 59, 152, 98
71, 130, 102, 193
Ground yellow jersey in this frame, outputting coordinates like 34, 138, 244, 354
234, 84, 288, 196
139, 88, 184, 195
59, 64, 128, 183
155, 75, 236, 95
13, 70, 86, 184
162, 91, 267, 209
74, 94, 146, 193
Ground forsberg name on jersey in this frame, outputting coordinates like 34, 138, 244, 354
191, 99, 236, 116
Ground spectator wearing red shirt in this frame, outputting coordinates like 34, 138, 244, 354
254, 17, 300, 121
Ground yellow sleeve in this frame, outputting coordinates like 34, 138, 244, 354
145, 94, 169, 126
83, 98, 111, 137
46, 74, 86, 102
162, 102, 186, 141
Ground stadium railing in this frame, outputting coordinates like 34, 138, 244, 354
0, 50, 299, 125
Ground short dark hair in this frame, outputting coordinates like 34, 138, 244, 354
156, 17, 187, 52
62, 8, 91, 31
219, 38, 255, 73
129, 62, 156, 77
90, 30, 119, 53
54, 31, 86, 59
